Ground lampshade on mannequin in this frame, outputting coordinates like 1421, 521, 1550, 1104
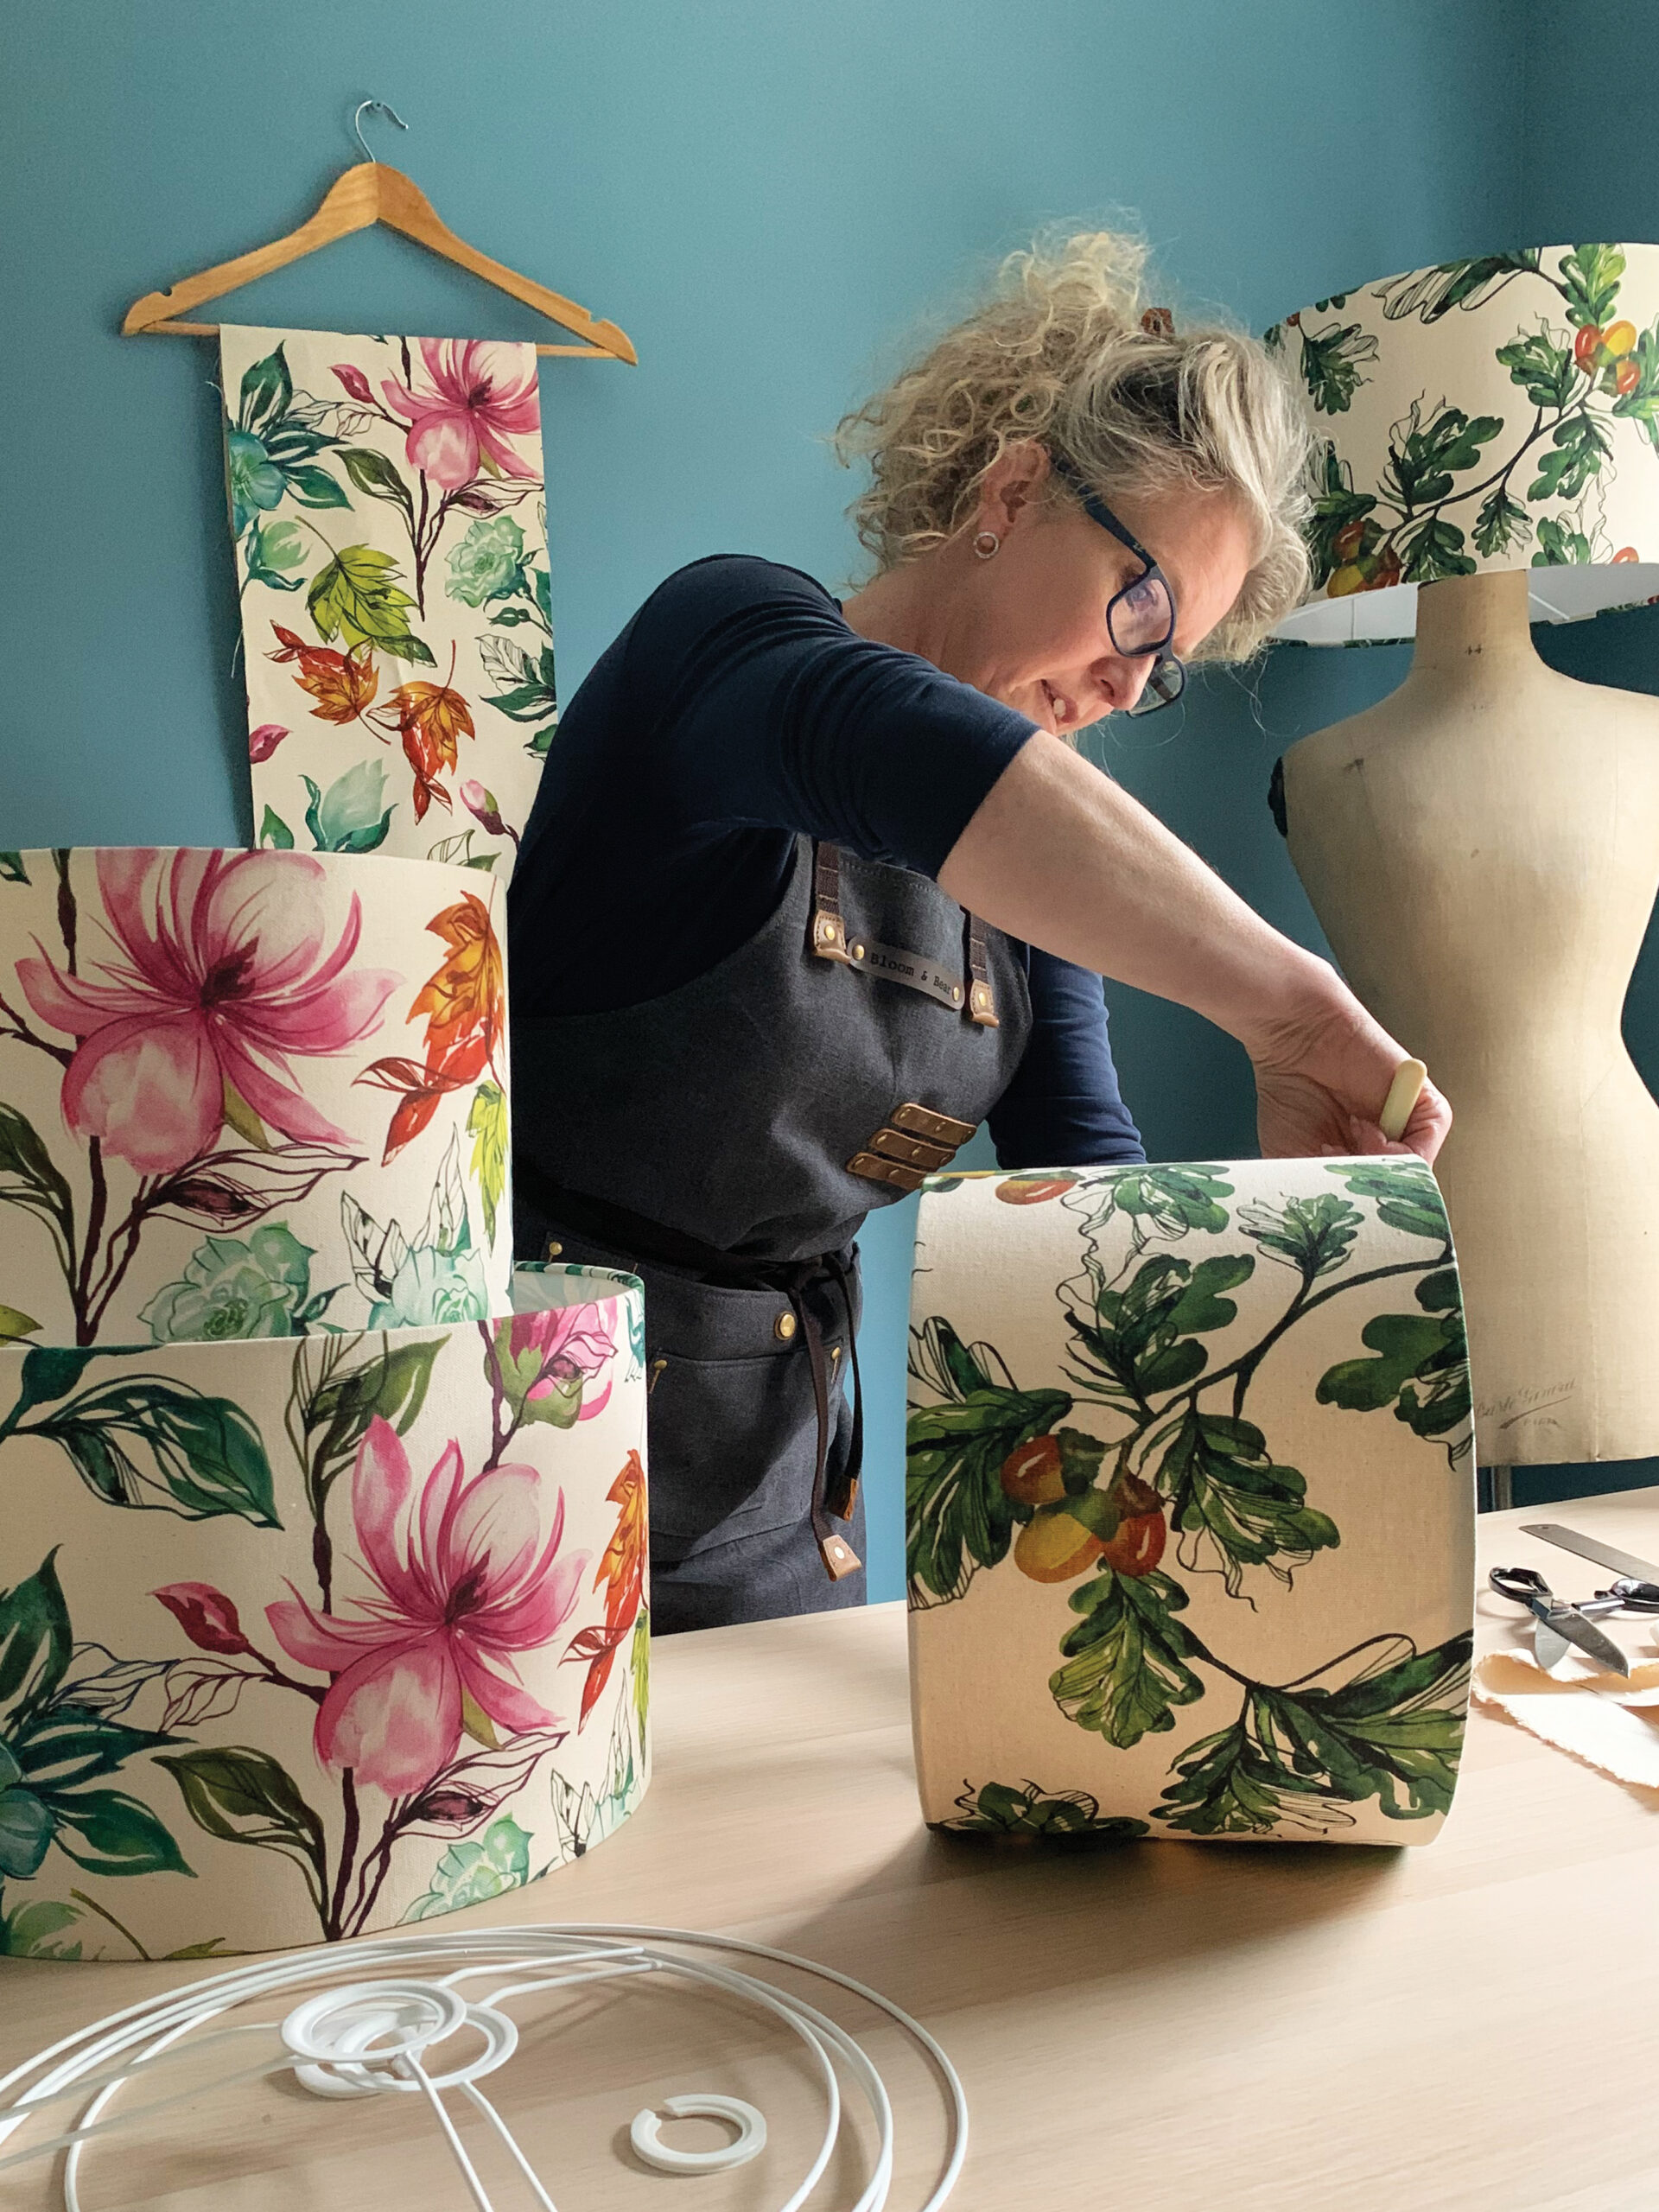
1266, 245, 1659, 1482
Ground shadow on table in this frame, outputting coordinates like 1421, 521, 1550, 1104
762, 1809, 1410, 2029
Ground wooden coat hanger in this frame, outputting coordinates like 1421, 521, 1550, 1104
123, 101, 636, 364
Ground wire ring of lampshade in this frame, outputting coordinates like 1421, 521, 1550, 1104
0, 1922, 969, 2212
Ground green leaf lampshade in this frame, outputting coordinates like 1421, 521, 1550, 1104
1266, 244, 1659, 641
904, 1160, 1475, 1844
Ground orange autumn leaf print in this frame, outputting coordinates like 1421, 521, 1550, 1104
563, 1615, 634, 1731
564, 1451, 647, 1726
266, 620, 481, 823
391, 679, 474, 820
409, 893, 505, 1075
354, 1053, 474, 1162
391, 682, 474, 768
595, 1451, 647, 1634
270, 625, 378, 724
362, 891, 505, 1164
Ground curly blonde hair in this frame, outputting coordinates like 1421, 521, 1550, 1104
835, 230, 1312, 661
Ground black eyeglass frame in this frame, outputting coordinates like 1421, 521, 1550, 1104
1049, 452, 1186, 715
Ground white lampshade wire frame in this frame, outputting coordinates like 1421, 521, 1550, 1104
0, 1922, 969, 2212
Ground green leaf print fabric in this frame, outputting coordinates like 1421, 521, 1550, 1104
906, 1158, 1475, 1846
1266, 243, 1659, 639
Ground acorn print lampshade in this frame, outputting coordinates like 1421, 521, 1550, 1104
906, 1160, 1475, 1846
1266, 244, 1659, 641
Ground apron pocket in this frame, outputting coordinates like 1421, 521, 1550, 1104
646, 1339, 845, 1556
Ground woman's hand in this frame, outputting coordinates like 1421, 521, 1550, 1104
1244, 983, 1451, 1164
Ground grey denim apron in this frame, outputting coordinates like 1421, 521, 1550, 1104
512, 836, 1032, 1630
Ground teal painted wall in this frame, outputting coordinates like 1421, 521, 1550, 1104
1491, 0, 1659, 1508
5, 2, 1644, 1598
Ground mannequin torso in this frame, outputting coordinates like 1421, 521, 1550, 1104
1282, 569, 1659, 1465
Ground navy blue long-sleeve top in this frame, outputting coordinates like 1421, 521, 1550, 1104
509, 556, 1144, 1168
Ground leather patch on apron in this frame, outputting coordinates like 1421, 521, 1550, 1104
810, 842, 998, 1024
844, 936, 965, 1009
846, 1096, 980, 1191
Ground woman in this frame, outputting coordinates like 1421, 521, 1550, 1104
507, 233, 1449, 1632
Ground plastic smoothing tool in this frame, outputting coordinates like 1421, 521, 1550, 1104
1378, 1058, 1428, 1142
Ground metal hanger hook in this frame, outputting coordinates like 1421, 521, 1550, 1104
353, 99, 410, 164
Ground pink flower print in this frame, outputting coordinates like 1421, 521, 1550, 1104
381, 340, 540, 490
16, 850, 399, 1176
510, 1300, 617, 1422
460, 779, 518, 849
267, 1419, 588, 1796
247, 723, 288, 764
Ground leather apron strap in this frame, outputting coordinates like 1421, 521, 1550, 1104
810, 842, 999, 1027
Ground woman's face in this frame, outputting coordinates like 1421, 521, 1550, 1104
943, 443, 1255, 734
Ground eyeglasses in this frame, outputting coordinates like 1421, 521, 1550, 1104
1049, 453, 1186, 715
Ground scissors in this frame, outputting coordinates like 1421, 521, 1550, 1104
1489, 1566, 1632, 1675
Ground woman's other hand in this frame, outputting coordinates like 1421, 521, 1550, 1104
1245, 986, 1451, 1163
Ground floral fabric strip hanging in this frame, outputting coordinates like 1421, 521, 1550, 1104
0, 1263, 648, 1958
0, 849, 512, 1347
219, 326, 557, 876
906, 1158, 1475, 1846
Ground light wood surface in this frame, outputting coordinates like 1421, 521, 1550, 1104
5, 1491, 1659, 2210
123, 162, 638, 364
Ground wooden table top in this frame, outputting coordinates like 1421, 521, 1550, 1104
4, 1489, 1658, 2210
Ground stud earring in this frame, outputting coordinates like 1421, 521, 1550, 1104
972, 531, 1001, 560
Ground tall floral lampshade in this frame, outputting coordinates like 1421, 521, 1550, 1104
0, 849, 651, 1958
1267, 244, 1659, 1484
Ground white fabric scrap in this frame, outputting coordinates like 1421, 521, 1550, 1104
1473, 1643, 1659, 1789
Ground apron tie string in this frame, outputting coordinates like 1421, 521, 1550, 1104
779, 1260, 861, 1582
517, 1166, 862, 1581
822, 1249, 862, 1522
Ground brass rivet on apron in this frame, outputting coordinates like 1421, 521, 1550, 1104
544, 1238, 563, 1258
950, 985, 963, 1003
775, 1310, 798, 1341
851, 942, 866, 961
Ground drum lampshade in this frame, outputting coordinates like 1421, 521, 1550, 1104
1266, 243, 1659, 642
